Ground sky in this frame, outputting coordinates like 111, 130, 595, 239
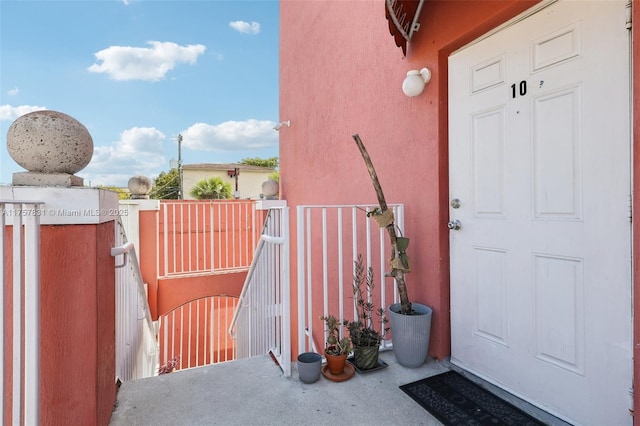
0, 0, 280, 187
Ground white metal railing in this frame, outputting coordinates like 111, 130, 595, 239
112, 217, 159, 381
229, 206, 291, 376
118, 200, 146, 254
0, 200, 43, 426
158, 295, 239, 370
296, 204, 404, 356
159, 200, 260, 277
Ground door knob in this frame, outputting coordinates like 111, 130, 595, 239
447, 220, 461, 230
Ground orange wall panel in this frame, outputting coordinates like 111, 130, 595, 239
39, 223, 116, 425
138, 209, 159, 319
156, 271, 246, 316
3, 222, 116, 425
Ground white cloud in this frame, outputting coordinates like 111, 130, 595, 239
229, 21, 260, 35
0, 104, 47, 121
87, 41, 206, 82
82, 127, 167, 186
7, 87, 19, 96
181, 119, 278, 151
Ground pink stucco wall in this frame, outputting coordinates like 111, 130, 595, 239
283, 0, 640, 417
280, 0, 539, 360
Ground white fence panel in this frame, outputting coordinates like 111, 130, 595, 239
158, 295, 239, 371
159, 200, 259, 277
230, 206, 291, 376
113, 217, 159, 381
296, 204, 404, 356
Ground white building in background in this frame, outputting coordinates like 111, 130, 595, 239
181, 163, 276, 200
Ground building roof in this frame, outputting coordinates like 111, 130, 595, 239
182, 163, 275, 172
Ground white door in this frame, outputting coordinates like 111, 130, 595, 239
449, 1, 632, 425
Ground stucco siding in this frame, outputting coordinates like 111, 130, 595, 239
280, 0, 540, 360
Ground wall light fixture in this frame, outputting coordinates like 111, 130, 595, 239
402, 68, 431, 97
273, 120, 291, 131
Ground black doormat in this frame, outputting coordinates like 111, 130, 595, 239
400, 371, 547, 426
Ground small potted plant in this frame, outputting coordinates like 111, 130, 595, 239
347, 254, 389, 370
320, 314, 351, 375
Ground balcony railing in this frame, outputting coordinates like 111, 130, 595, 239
296, 204, 404, 355
112, 201, 400, 382
0, 200, 43, 425
158, 295, 239, 371
113, 217, 159, 381
159, 200, 260, 277
230, 206, 291, 376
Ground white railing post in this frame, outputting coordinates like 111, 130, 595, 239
23, 202, 41, 426
280, 207, 291, 377
12, 205, 23, 425
0, 201, 43, 426
297, 206, 306, 355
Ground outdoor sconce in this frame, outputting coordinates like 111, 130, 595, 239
273, 120, 291, 131
402, 68, 431, 97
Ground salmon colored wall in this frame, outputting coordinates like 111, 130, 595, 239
139, 209, 159, 318
280, 0, 538, 361
139, 204, 252, 320
3, 222, 116, 425
156, 272, 246, 315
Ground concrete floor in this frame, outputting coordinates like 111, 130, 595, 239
109, 351, 569, 426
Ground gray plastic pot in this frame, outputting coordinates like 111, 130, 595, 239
388, 303, 432, 368
297, 352, 322, 383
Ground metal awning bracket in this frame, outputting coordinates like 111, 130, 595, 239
386, 0, 425, 42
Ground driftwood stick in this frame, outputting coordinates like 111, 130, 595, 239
352, 134, 411, 314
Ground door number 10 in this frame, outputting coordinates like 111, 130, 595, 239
511, 80, 527, 98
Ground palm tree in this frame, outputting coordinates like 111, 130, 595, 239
189, 177, 233, 200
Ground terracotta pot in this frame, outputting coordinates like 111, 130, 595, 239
325, 352, 347, 375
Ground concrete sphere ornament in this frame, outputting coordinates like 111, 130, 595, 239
7, 110, 94, 174
261, 179, 279, 198
128, 175, 153, 199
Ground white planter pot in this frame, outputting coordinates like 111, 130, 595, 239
388, 303, 432, 368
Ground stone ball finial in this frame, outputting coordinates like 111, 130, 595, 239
261, 178, 279, 200
7, 110, 93, 174
128, 175, 153, 199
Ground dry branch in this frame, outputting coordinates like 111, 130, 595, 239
352, 134, 412, 315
